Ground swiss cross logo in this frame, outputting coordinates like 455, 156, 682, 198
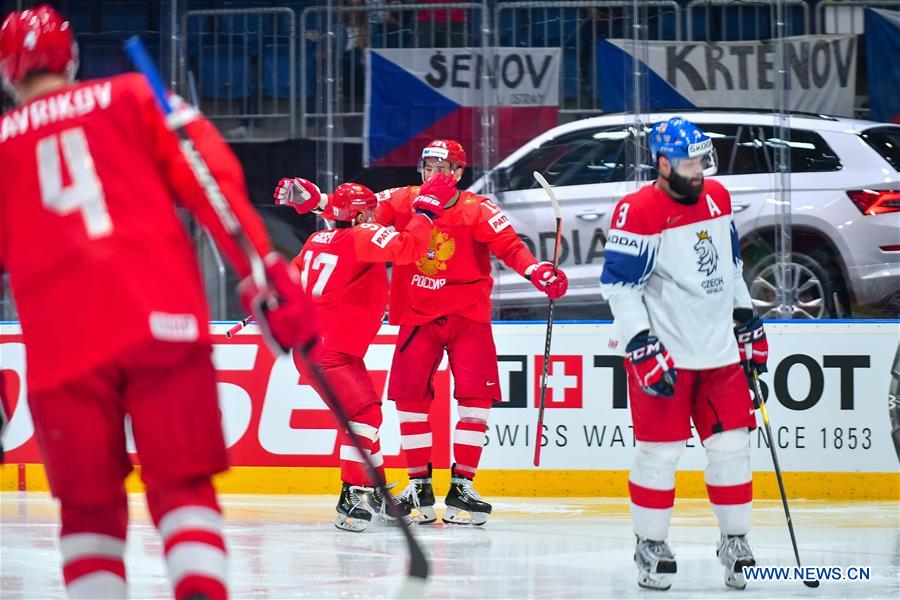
533, 355, 582, 408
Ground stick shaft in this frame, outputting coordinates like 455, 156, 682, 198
754, 371, 804, 569
533, 214, 563, 466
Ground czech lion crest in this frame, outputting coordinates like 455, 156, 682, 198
693, 230, 718, 276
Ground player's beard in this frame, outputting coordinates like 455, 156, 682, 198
666, 171, 704, 204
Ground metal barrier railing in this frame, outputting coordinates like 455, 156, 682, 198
494, 1, 682, 119
686, 0, 811, 41
815, 0, 900, 34
180, 7, 296, 141
299, 2, 483, 140
195, 227, 229, 321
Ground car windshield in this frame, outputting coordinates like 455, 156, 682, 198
499, 126, 642, 191
497, 119, 845, 195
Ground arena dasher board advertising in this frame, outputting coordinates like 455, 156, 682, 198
1, 322, 897, 497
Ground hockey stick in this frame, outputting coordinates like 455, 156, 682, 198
124, 37, 429, 594
225, 315, 253, 338
532, 171, 563, 467
292, 349, 429, 598
750, 368, 819, 589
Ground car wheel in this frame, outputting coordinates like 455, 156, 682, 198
745, 252, 842, 319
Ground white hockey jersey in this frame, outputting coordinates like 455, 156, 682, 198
599, 179, 753, 369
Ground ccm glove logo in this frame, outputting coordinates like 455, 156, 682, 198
625, 333, 677, 397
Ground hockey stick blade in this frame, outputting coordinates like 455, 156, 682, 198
752, 371, 819, 589
533, 172, 562, 220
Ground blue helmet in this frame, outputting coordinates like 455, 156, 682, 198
648, 117, 717, 176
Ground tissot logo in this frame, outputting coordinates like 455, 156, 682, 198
534, 355, 583, 408
496, 355, 528, 408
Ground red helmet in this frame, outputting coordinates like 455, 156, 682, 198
0, 5, 78, 93
418, 139, 467, 172
328, 182, 377, 222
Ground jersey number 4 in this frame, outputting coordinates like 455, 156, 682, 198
300, 251, 338, 297
37, 127, 112, 238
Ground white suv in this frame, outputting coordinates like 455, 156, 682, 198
471, 111, 900, 320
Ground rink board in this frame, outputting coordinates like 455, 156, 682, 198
1, 322, 898, 500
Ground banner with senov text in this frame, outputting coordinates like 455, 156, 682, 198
365, 47, 560, 168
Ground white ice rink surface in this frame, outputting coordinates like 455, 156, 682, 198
2, 492, 898, 599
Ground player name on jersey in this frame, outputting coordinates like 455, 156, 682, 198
1, 81, 112, 142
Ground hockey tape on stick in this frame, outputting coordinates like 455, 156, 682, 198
752, 369, 819, 589
225, 315, 254, 339
532, 171, 562, 467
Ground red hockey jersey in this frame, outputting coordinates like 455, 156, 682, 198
292, 215, 432, 356
0, 74, 270, 391
375, 186, 538, 325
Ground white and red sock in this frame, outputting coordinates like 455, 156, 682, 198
397, 401, 432, 479
704, 429, 753, 535
61, 533, 127, 598
452, 403, 490, 478
629, 441, 685, 540
340, 417, 384, 486
149, 480, 228, 600
158, 505, 228, 599
59, 500, 128, 599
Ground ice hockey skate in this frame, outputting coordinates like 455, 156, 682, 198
371, 484, 413, 525
396, 465, 437, 524
634, 536, 677, 590
335, 483, 377, 532
717, 534, 756, 589
443, 469, 492, 526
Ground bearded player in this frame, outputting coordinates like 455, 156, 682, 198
600, 117, 769, 590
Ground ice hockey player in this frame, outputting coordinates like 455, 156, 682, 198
599, 117, 769, 590
0, 6, 315, 599
273, 177, 441, 531
373, 139, 569, 525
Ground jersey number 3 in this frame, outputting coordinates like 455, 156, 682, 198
300, 251, 338, 297
37, 127, 112, 238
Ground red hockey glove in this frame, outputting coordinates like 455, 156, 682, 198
412, 193, 446, 219
625, 332, 677, 397
526, 262, 568, 300
239, 253, 321, 356
274, 177, 326, 215
734, 314, 768, 376
418, 173, 457, 205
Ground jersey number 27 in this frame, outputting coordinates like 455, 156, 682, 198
37, 127, 112, 238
